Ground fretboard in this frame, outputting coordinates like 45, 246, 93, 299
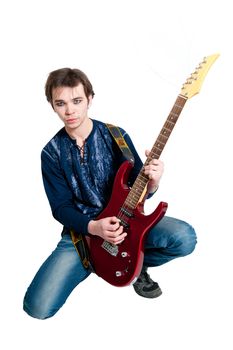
124, 94, 188, 209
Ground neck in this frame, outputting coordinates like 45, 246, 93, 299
65, 118, 93, 145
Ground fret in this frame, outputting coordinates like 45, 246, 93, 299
168, 112, 178, 120
174, 102, 184, 109
149, 151, 161, 160
126, 197, 138, 207
157, 134, 168, 144
133, 184, 144, 193
136, 173, 147, 183
164, 121, 176, 130
132, 182, 147, 194
155, 139, 165, 146
125, 197, 138, 208
162, 126, 171, 133
131, 183, 144, 194
151, 146, 163, 155
161, 130, 171, 139
135, 180, 146, 188
151, 147, 162, 157
135, 179, 147, 189
129, 191, 141, 201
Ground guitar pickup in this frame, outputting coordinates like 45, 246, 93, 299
120, 207, 134, 218
119, 218, 130, 229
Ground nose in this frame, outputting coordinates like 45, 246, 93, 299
65, 103, 75, 115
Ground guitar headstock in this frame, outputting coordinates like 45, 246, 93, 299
180, 54, 220, 99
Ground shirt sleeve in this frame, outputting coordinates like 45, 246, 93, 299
41, 149, 91, 235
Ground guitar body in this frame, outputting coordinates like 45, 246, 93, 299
85, 161, 168, 287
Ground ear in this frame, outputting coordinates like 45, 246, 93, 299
88, 95, 93, 108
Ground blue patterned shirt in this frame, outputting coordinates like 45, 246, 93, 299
41, 119, 143, 235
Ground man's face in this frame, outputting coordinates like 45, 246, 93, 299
52, 84, 92, 130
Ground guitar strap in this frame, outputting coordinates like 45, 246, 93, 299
105, 123, 135, 163
71, 123, 134, 269
70, 230, 90, 269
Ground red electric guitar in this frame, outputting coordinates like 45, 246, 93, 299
85, 54, 219, 287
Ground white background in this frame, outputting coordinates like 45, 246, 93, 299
1, 0, 232, 349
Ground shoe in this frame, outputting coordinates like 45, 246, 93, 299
133, 266, 162, 298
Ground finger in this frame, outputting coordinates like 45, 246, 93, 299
109, 216, 121, 227
116, 239, 124, 245
104, 217, 120, 231
145, 167, 159, 176
145, 162, 160, 170
112, 232, 127, 245
108, 222, 121, 232
107, 226, 124, 238
110, 216, 120, 223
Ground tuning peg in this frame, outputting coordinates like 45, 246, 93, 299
188, 77, 194, 84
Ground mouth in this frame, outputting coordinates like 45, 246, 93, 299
66, 118, 78, 124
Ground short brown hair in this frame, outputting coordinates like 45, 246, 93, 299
45, 68, 95, 104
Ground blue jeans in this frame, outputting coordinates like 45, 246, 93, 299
23, 216, 196, 319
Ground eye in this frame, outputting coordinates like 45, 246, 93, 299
55, 101, 65, 107
73, 98, 82, 104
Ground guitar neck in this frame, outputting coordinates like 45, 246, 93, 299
122, 53, 220, 211
147, 94, 188, 162
125, 94, 188, 210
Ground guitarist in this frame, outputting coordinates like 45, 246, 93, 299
23, 68, 197, 319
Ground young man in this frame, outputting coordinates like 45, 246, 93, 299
23, 68, 197, 319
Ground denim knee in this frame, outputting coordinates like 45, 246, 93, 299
23, 293, 57, 320
175, 222, 197, 257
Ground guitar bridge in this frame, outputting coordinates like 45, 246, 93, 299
101, 240, 119, 256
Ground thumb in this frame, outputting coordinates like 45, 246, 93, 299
145, 149, 150, 157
